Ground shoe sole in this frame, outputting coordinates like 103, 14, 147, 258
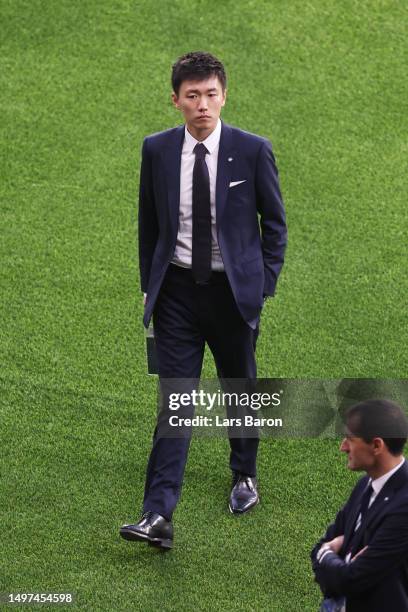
148, 538, 173, 550
120, 528, 173, 550
228, 497, 260, 514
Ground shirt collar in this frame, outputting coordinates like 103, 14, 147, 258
184, 118, 222, 154
371, 458, 405, 496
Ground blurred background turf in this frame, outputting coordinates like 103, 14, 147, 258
1, 0, 407, 609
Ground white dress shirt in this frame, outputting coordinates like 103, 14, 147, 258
171, 118, 224, 270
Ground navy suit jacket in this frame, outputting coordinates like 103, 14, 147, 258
138, 121, 287, 329
311, 461, 408, 611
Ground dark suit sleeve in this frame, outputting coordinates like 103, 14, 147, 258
254, 140, 287, 296
138, 137, 159, 293
313, 505, 408, 597
311, 480, 367, 597
311, 501, 349, 566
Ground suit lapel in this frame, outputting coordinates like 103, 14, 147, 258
344, 478, 369, 550
216, 122, 236, 226
346, 461, 408, 553
162, 122, 235, 238
363, 460, 408, 528
162, 126, 184, 239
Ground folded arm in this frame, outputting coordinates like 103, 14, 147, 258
313, 509, 408, 597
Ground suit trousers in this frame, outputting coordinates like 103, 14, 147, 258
143, 264, 260, 520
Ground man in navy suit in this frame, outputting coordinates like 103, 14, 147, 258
311, 399, 408, 611
120, 51, 287, 549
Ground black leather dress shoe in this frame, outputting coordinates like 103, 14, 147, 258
120, 512, 173, 550
229, 472, 259, 514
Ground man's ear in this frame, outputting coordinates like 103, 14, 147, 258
221, 88, 227, 107
171, 92, 180, 109
372, 437, 385, 455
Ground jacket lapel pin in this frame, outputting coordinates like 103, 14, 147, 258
228, 157, 233, 162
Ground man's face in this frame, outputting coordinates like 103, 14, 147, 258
172, 76, 226, 135
340, 434, 376, 471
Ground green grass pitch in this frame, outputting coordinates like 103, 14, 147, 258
1, 0, 407, 609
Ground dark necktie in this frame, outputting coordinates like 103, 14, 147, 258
192, 143, 211, 283
358, 483, 374, 523
347, 482, 374, 556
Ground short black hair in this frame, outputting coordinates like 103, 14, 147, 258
345, 399, 408, 456
171, 51, 227, 96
